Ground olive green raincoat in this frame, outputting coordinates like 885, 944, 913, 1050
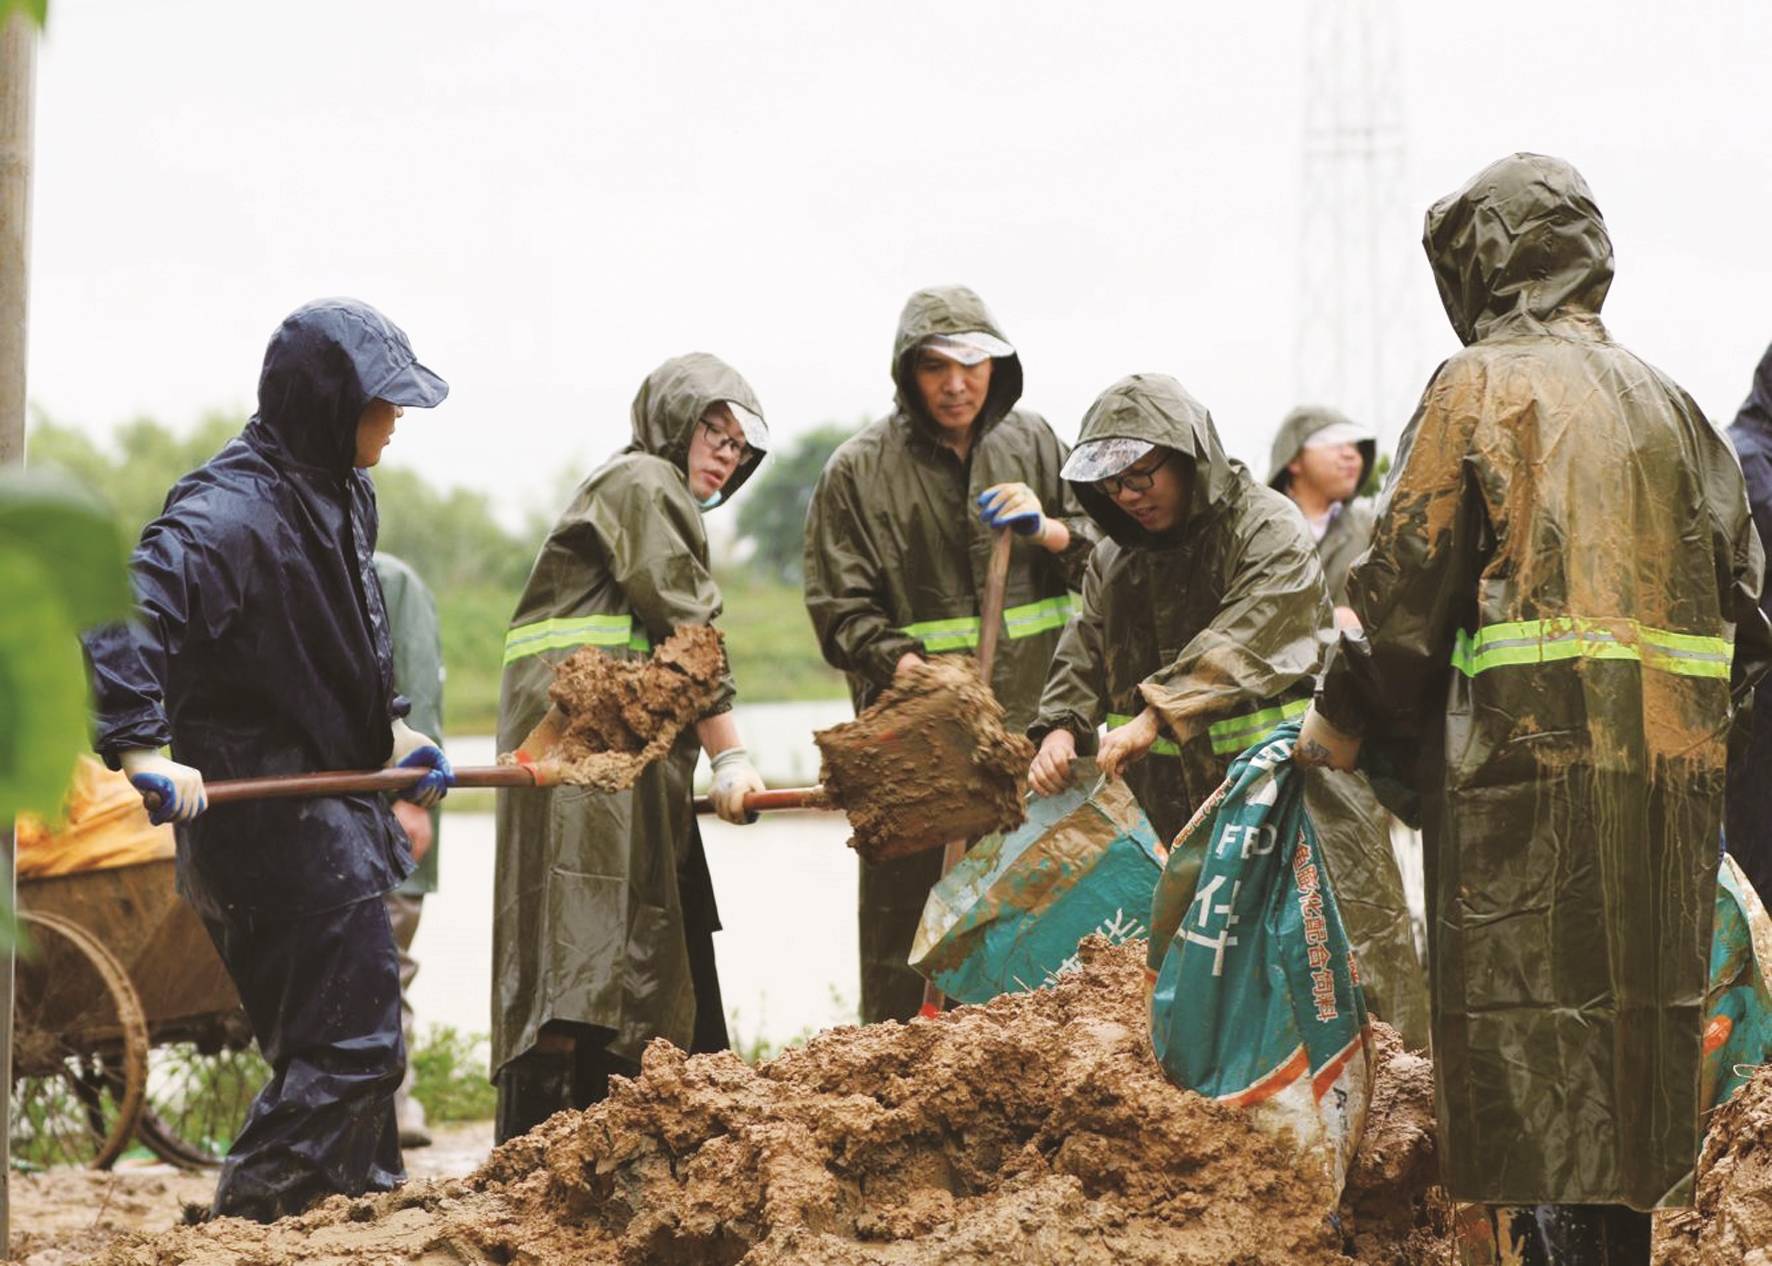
803, 285, 1098, 1022
374, 552, 443, 896
491, 353, 763, 1076
1318, 153, 1772, 1208
1032, 374, 1424, 1042
1266, 404, 1378, 607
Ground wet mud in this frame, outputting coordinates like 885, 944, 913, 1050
539, 625, 727, 791
80, 939, 1448, 1266
815, 657, 1035, 862
1655, 1064, 1772, 1266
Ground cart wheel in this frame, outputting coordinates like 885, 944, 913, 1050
137, 1036, 268, 1169
9, 911, 150, 1170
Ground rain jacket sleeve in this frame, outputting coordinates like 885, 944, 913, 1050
803, 463, 922, 689
85, 514, 243, 764
1030, 548, 1111, 753
1695, 394, 1772, 699
1136, 511, 1328, 747
595, 462, 735, 714
1317, 361, 1484, 743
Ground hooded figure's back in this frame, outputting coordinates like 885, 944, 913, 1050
1320, 153, 1771, 1208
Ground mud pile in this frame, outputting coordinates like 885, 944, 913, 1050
86, 940, 1443, 1266
1656, 1064, 1772, 1265
537, 625, 727, 791
816, 656, 1036, 861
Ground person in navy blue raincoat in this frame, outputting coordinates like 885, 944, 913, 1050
81, 298, 454, 1223
1727, 340, 1772, 903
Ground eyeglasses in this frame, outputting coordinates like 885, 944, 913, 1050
698, 417, 752, 461
1095, 451, 1171, 497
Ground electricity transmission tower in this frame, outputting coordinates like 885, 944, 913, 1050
1294, 0, 1414, 444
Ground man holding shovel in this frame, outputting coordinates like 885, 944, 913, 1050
81, 298, 454, 1221
804, 284, 1098, 1023
1024, 374, 1422, 1042
492, 353, 769, 1141
1297, 153, 1771, 1259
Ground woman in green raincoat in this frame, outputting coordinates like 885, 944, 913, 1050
1299, 153, 1772, 1255
491, 354, 770, 1142
1027, 373, 1424, 1044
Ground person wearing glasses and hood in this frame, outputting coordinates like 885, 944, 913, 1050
804, 284, 1099, 1024
1298, 154, 1771, 1258
1025, 373, 1423, 1045
81, 298, 453, 1221
492, 353, 769, 1142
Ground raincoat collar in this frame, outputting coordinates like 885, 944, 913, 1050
623, 352, 768, 507
1068, 373, 1234, 548
247, 298, 447, 475
890, 285, 1023, 450
1425, 153, 1615, 347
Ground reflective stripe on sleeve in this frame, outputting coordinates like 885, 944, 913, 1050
502, 614, 652, 665
1450, 617, 1732, 680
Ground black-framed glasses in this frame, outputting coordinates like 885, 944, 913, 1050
698, 416, 752, 461
1095, 450, 1172, 497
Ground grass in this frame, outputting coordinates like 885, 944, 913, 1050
437, 567, 846, 734
410, 1025, 498, 1123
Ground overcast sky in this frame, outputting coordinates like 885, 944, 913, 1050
26, 1, 1772, 526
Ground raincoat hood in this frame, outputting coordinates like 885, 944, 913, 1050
250, 298, 449, 473
891, 285, 1024, 440
625, 352, 768, 506
1265, 404, 1375, 491
1733, 341, 1772, 435
1425, 153, 1615, 347
1068, 374, 1234, 547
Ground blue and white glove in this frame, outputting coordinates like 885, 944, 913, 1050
389, 718, 453, 807
977, 482, 1045, 536
121, 749, 208, 826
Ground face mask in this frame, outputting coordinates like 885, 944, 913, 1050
698, 490, 724, 513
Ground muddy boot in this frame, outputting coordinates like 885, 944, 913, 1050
494, 1048, 574, 1144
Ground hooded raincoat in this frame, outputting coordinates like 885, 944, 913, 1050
1725, 342, 1772, 903
1318, 153, 1772, 1208
80, 297, 448, 1221
1031, 375, 1424, 1040
803, 285, 1098, 1022
1267, 405, 1378, 607
492, 354, 762, 1086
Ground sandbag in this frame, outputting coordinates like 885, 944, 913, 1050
1147, 722, 1372, 1201
15, 754, 173, 878
1702, 854, 1772, 1117
910, 758, 1164, 1003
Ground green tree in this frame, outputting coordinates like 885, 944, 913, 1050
735, 422, 852, 583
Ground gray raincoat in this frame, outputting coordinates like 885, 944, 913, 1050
1318, 153, 1772, 1207
1033, 374, 1424, 1042
491, 354, 763, 1075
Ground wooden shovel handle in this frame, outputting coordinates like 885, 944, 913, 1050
692, 786, 829, 815
138, 764, 542, 813
923, 525, 1017, 1017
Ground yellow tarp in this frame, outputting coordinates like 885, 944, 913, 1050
15, 755, 175, 878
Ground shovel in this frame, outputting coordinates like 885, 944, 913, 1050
919, 525, 1015, 1017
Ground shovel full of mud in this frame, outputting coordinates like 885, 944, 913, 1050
813, 656, 1035, 862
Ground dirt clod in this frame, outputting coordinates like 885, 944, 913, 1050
815, 657, 1036, 861
536, 625, 727, 791
1655, 1064, 1772, 1266
80, 940, 1452, 1265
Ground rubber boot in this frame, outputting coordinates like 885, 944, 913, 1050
494, 1048, 574, 1144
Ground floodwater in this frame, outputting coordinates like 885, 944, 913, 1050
411, 700, 861, 1053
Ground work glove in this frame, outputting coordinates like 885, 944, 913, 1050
389, 717, 453, 808
710, 746, 766, 825
977, 483, 1045, 537
121, 749, 207, 826
1294, 703, 1360, 771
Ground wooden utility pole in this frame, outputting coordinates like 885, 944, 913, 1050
1, 5, 38, 1254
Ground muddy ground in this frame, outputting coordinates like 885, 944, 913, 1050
817, 657, 1035, 862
